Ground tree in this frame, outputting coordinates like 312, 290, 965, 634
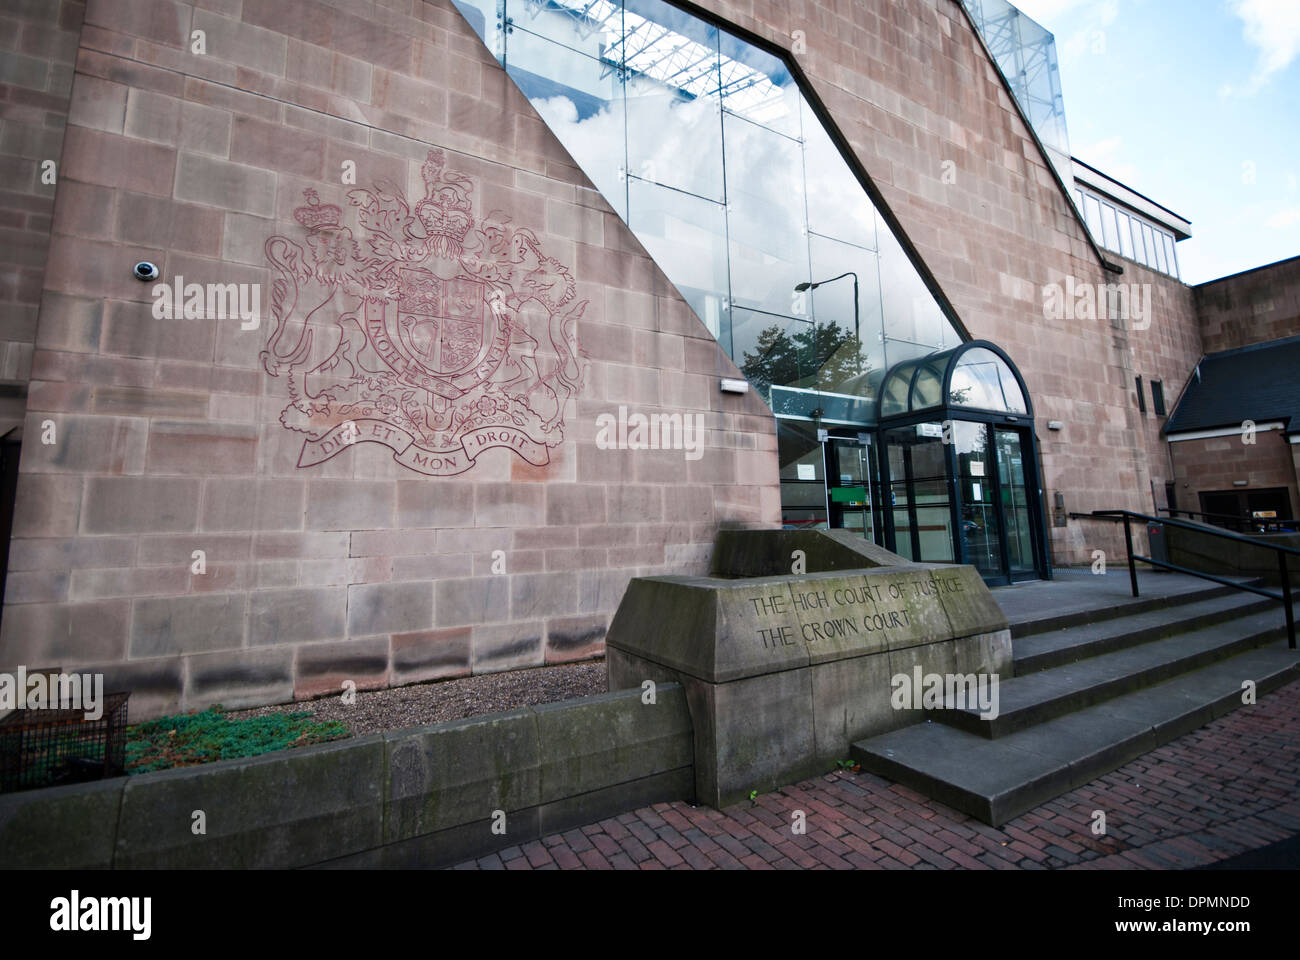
739, 320, 869, 395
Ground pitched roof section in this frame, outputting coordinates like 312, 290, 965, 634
1164, 335, 1300, 436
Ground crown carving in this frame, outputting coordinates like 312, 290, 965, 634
294, 189, 342, 231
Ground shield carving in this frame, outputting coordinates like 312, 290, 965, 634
396, 268, 487, 377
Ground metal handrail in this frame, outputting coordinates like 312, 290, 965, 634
1069, 509, 1296, 649
1157, 506, 1298, 533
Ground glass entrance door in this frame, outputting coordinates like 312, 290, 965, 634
883, 424, 956, 563
995, 427, 1037, 579
954, 422, 1040, 583
955, 422, 1001, 579
826, 436, 877, 541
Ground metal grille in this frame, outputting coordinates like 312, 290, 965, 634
0, 692, 129, 793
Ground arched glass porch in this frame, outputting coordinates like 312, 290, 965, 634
874, 341, 1050, 584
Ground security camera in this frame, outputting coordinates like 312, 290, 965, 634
133, 261, 159, 282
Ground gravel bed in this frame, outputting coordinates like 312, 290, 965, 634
224, 660, 607, 737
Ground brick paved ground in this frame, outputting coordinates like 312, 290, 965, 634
453, 677, 1300, 870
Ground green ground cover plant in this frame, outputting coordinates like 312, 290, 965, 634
126, 707, 351, 774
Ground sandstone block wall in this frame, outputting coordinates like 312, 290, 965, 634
1169, 432, 1299, 520
1195, 255, 1300, 355
0, 0, 85, 431
2, 0, 778, 720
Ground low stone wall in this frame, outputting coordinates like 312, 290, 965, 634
607, 560, 1011, 808
0, 684, 693, 869
1165, 524, 1300, 588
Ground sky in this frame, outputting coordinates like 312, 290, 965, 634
1007, 0, 1300, 284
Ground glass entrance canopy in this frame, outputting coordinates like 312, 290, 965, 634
879, 342, 1031, 420
452, 0, 965, 423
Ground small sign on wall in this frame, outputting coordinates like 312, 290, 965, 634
797, 464, 815, 481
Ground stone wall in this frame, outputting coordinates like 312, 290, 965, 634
1119, 257, 1204, 517
0, 682, 695, 867
1195, 255, 1300, 355
0, 0, 85, 432
2, 0, 778, 720
1169, 431, 1299, 520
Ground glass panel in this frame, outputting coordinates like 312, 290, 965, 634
885, 437, 910, 557
1014, 12, 1067, 155
724, 111, 809, 316
806, 233, 884, 392
733, 308, 814, 397
878, 223, 951, 361
777, 419, 826, 530
717, 33, 801, 136
880, 361, 919, 417
911, 362, 943, 411
617, 0, 716, 87
950, 347, 1027, 413
508, 0, 622, 57
622, 18, 724, 201
1100, 202, 1116, 251
915, 494, 955, 563
996, 428, 1035, 575
802, 100, 877, 252
1144, 223, 1162, 273
1115, 209, 1132, 259
1163, 233, 1179, 279
885, 427, 954, 564
1083, 194, 1102, 237
1130, 218, 1147, 265
627, 178, 728, 337
954, 421, 1001, 578
505, 29, 628, 219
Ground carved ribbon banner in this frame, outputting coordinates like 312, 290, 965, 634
297, 418, 551, 477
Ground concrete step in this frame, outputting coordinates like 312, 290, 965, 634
1008, 580, 1260, 639
851, 643, 1300, 826
1014, 592, 1279, 675
946, 608, 1287, 738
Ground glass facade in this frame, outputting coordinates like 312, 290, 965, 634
961, 0, 1072, 191
1073, 183, 1181, 279
454, 0, 963, 421
962, 1, 1184, 281
451, 1, 1047, 581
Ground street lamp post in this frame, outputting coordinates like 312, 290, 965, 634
795, 271, 860, 344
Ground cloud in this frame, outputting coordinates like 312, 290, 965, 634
970, 0, 1120, 68
1222, 0, 1300, 95
1005, 0, 1094, 24
1264, 206, 1300, 229
1058, 0, 1120, 65
1075, 136, 1140, 185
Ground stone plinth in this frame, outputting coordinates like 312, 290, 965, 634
607, 560, 1011, 808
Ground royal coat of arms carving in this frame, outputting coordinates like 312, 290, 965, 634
261, 150, 589, 476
